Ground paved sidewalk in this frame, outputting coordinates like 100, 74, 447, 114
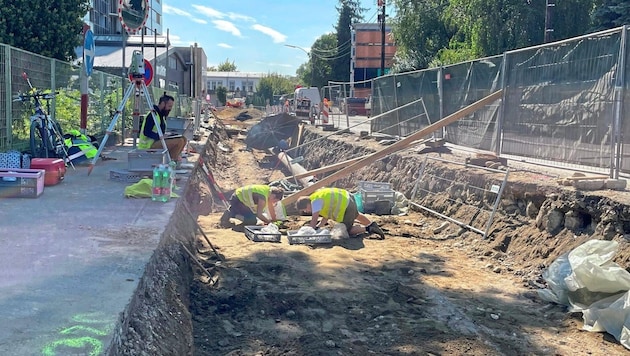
0, 145, 187, 356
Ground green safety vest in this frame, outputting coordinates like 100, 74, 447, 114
236, 185, 271, 211
63, 130, 97, 159
138, 112, 165, 149
310, 188, 349, 222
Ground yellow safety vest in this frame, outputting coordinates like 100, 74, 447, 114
236, 185, 271, 211
138, 111, 165, 149
310, 188, 349, 222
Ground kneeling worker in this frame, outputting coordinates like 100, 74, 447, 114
139, 93, 188, 162
220, 185, 285, 227
296, 187, 385, 239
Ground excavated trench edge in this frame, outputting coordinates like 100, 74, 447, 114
105, 125, 630, 355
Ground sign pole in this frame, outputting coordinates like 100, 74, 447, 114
80, 23, 93, 134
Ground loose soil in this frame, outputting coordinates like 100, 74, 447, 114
187, 110, 630, 355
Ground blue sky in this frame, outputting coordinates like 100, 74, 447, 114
162, 0, 385, 76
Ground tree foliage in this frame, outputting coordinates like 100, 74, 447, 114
216, 86, 227, 105
311, 33, 339, 88
0, 0, 89, 60
255, 74, 295, 104
389, 0, 603, 72
217, 59, 238, 72
331, 0, 366, 82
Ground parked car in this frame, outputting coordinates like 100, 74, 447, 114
344, 97, 369, 116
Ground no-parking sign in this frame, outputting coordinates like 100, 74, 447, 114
128, 58, 153, 86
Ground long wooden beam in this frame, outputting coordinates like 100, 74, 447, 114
280, 90, 503, 206
288, 138, 431, 179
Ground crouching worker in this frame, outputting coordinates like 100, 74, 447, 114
220, 185, 285, 229
295, 187, 385, 239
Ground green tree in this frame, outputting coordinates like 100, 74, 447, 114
390, 0, 453, 71
332, 0, 366, 82
310, 33, 338, 88
0, 0, 89, 61
216, 86, 227, 105
217, 59, 237, 72
592, 0, 630, 31
256, 73, 295, 104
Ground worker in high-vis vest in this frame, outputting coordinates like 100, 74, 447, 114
220, 184, 285, 228
138, 93, 187, 162
296, 187, 385, 239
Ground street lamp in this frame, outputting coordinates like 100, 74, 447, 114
285, 44, 314, 86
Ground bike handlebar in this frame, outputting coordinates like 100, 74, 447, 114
13, 91, 58, 102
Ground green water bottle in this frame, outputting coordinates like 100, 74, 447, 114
160, 164, 171, 202
151, 165, 163, 201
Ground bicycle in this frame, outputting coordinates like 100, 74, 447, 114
14, 72, 68, 160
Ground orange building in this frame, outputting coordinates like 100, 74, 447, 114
350, 23, 396, 97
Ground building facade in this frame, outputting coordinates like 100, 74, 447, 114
203, 71, 265, 105
350, 23, 396, 98
80, 0, 205, 98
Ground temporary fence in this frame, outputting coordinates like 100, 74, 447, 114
334, 26, 630, 177
0, 44, 190, 153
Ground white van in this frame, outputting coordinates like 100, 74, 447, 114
294, 87, 321, 111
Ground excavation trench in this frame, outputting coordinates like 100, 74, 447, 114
108, 124, 630, 355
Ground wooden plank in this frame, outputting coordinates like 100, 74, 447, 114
289, 138, 431, 179
280, 90, 503, 206
564, 175, 610, 181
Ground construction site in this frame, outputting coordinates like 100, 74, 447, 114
115, 97, 630, 355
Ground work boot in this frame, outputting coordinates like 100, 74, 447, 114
219, 210, 232, 228
367, 222, 385, 240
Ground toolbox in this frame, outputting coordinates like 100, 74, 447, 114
128, 149, 168, 172
29, 158, 66, 186
358, 181, 395, 214
0, 168, 45, 198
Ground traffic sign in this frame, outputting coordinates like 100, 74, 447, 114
83, 29, 95, 76
118, 0, 149, 34
128, 58, 153, 86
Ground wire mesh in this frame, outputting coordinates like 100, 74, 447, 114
409, 156, 509, 238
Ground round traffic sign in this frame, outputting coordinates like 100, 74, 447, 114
83, 29, 95, 76
118, 0, 149, 34
128, 58, 153, 86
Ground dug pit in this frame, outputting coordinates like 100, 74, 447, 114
108, 118, 630, 355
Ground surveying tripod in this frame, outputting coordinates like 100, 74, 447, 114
87, 51, 170, 175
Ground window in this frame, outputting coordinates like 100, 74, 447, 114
243, 81, 254, 93
207, 80, 221, 90
228, 80, 235, 91
169, 57, 177, 69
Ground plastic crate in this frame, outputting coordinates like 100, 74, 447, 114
0, 168, 45, 198
244, 226, 282, 242
357, 181, 392, 191
109, 169, 145, 183
287, 231, 333, 245
361, 189, 395, 213
128, 149, 168, 172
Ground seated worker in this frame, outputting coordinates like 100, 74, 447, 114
295, 187, 385, 239
220, 185, 285, 228
139, 93, 188, 162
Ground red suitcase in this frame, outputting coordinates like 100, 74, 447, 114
30, 158, 66, 186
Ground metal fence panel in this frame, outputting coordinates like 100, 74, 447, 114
442, 56, 503, 151
501, 29, 621, 169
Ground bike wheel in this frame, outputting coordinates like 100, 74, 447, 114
30, 119, 49, 158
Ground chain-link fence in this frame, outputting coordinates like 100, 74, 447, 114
0, 44, 191, 153
341, 26, 630, 177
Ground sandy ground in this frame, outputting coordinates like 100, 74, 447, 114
187, 110, 629, 355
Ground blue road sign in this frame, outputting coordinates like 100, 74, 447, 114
83, 29, 95, 76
